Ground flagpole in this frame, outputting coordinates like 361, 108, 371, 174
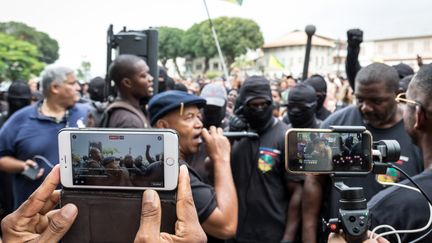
202, 0, 229, 81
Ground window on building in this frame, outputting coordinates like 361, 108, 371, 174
213, 63, 219, 70
424, 40, 431, 52
196, 64, 202, 70
407, 42, 414, 53
392, 42, 399, 54
378, 44, 384, 54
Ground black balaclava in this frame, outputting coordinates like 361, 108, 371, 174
304, 75, 327, 110
237, 76, 274, 134
287, 83, 317, 128
203, 104, 226, 128
7, 80, 31, 118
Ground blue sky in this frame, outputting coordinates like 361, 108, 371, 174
1, 0, 431, 76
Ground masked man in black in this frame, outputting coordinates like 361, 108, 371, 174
286, 83, 321, 129
304, 75, 331, 121
230, 76, 302, 243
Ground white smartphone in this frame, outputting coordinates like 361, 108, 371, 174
58, 128, 179, 191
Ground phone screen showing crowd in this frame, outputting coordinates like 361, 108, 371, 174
70, 133, 164, 188
287, 131, 372, 173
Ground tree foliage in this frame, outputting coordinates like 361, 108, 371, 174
158, 26, 184, 66
0, 33, 44, 82
182, 17, 263, 73
158, 26, 185, 78
0, 21, 59, 64
76, 60, 92, 82
213, 17, 264, 67
182, 22, 217, 73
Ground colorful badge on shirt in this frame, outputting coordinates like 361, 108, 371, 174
376, 156, 408, 183
258, 147, 280, 173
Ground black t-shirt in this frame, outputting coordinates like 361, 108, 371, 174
179, 160, 217, 223
231, 119, 302, 243
368, 169, 432, 243
320, 105, 423, 218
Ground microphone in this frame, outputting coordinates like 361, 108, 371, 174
223, 131, 259, 138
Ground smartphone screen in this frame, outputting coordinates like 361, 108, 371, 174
70, 132, 165, 188
286, 129, 372, 174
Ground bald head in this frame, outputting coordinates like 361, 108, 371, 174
355, 63, 399, 93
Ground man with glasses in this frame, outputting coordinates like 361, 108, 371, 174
230, 76, 303, 243
302, 63, 422, 243
367, 64, 432, 242
0, 65, 88, 210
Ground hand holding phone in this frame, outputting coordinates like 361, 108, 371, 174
21, 160, 44, 180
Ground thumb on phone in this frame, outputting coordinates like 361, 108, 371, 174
37, 203, 78, 242
135, 190, 161, 243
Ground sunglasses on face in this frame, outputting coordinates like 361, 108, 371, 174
395, 92, 430, 119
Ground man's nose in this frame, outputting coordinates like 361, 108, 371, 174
360, 102, 374, 113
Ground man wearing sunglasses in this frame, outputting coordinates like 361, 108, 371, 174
302, 63, 422, 243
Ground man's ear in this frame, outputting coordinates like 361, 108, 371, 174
155, 119, 169, 129
414, 106, 427, 130
50, 83, 61, 95
121, 78, 132, 89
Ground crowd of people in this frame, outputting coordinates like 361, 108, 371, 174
0, 28, 431, 243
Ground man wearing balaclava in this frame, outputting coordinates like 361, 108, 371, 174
304, 75, 331, 121
286, 83, 322, 129
230, 76, 302, 243
200, 83, 228, 129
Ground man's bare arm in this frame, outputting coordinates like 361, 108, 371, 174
201, 127, 238, 239
282, 181, 303, 241
302, 175, 327, 243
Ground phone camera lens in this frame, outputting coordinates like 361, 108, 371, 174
72, 135, 77, 139
157, 136, 162, 141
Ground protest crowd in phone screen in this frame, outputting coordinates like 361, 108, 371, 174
287, 130, 372, 173
62, 131, 177, 189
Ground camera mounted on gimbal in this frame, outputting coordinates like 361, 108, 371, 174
105, 24, 159, 101
322, 126, 401, 243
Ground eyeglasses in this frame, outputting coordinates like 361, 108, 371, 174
395, 93, 422, 106
396, 92, 429, 119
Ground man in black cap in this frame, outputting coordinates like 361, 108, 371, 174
148, 90, 238, 240
105, 54, 153, 128
0, 80, 32, 221
188, 83, 228, 186
230, 76, 302, 243
304, 75, 331, 121
285, 83, 321, 128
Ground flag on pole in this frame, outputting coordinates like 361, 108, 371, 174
221, 0, 243, 6
269, 55, 285, 70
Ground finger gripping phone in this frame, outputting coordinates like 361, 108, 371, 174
58, 128, 179, 190
285, 128, 373, 175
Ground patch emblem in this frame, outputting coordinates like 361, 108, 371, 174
258, 147, 280, 173
376, 156, 408, 183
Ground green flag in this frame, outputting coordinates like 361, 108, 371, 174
222, 0, 243, 6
